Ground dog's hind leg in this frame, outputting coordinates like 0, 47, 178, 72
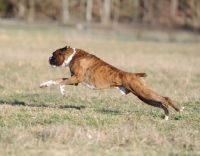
137, 94, 184, 120
122, 74, 183, 120
137, 96, 169, 120
165, 97, 184, 112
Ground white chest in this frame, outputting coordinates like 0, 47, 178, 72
61, 48, 76, 67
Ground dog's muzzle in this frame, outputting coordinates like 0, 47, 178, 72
49, 56, 56, 67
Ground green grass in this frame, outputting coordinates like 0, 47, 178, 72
0, 22, 200, 156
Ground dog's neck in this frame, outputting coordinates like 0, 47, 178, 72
61, 48, 76, 67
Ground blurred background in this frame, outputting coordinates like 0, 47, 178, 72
0, 0, 200, 36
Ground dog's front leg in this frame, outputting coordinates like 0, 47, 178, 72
40, 78, 68, 88
58, 76, 81, 96
40, 78, 70, 96
40, 77, 80, 96
59, 76, 80, 86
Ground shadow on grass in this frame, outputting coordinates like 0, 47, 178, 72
0, 100, 86, 110
58, 105, 86, 110
0, 100, 26, 106
96, 108, 122, 115
0, 100, 122, 115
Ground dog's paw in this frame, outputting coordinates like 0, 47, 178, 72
40, 80, 59, 88
164, 116, 169, 120
179, 107, 185, 112
59, 85, 67, 97
40, 82, 49, 88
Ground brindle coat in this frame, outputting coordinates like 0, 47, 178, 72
40, 46, 184, 120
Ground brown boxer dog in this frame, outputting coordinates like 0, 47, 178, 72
40, 46, 184, 120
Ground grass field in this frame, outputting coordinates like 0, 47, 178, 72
0, 22, 200, 156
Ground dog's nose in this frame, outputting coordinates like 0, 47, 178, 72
49, 57, 52, 64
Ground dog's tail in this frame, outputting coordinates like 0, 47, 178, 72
135, 73, 147, 77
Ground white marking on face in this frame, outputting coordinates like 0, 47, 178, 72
82, 82, 96, 90
61, 48, 76, 67
40, 80, 59, 88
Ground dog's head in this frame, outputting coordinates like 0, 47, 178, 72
49, 46, 75, 67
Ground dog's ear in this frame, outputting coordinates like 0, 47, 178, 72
68, 45, 70, 48
59, 46, 67, 53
